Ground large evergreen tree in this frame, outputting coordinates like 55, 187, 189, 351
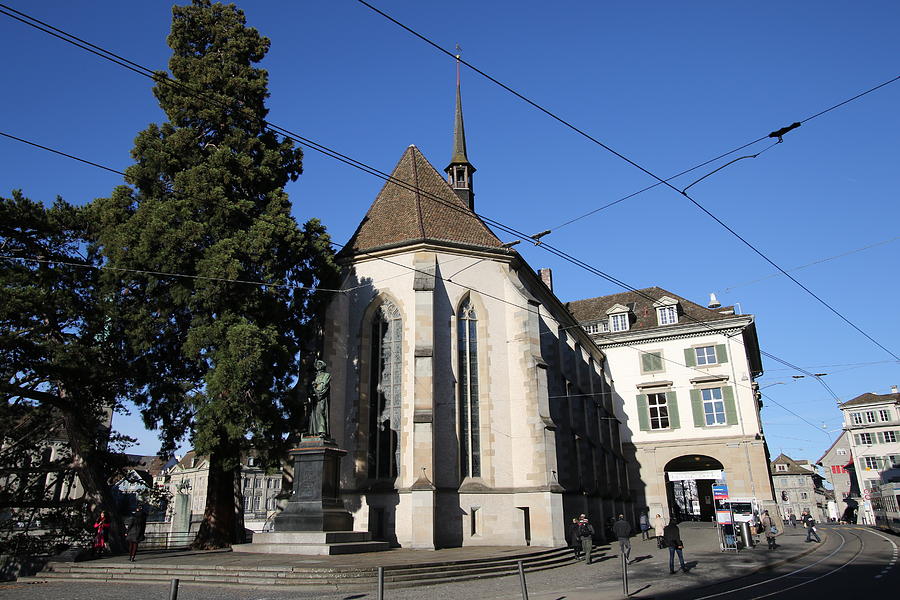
92, 0, 336, 548
0, 192, 132, 552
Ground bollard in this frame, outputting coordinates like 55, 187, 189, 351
169, 578, 179, 600
517, 560, 529, 600
621, 552, 629, 597
377, 566, 384, 600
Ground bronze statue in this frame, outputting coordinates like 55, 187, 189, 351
306, 359, 331, 437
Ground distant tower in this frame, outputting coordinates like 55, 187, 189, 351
445, 53, 476, 210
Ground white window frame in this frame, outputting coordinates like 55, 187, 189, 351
857, 432, 873, 445
657, 305, 678, 326
610, 312, 629, 332
836, 448, 847, 456
879, 409, 891, 422
883, 430, 897, 443
776, 464, 787, 472
695, 345, 718, 366
647, 392, 670, 430
701, 387, 726, 426
583, 322, 600, 334
865, 411, 877, 424
851, 412, 864, 425
863, 456, 880, 470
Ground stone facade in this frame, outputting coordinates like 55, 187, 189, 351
770, 453, 827, 522
567, 288, 776, 521
323, 142, 631, 549
154, 451, 286, 533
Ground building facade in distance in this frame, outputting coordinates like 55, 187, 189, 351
816, 430, 853, 521
567, 288, 776, 520
838, 387, 900, 523
770, 453, 828, 522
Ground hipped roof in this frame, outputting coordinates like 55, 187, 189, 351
339, 145, 503, 259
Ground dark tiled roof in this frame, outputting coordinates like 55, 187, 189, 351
840, 392, 900, 408
771, 453, 817, 476
125, 454, 169, 478
564, 286, 738, 331
339, 145, 502, 258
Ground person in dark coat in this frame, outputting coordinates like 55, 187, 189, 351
576, 514, 595, 564
569, 518, 583, 560
639, 510, 651, 540
761, 510, 778, 550
125, 505, 148, 562
662, 519, 687, 574
612, 514, 633, 564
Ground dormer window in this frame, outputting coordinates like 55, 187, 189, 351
605, 303, 630, 332
652, 296, 679, 326
657, 305, 677, 325
776, 464, 787, 472
610, 313, 629, 332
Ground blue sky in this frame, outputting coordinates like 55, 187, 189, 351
2, 1, 898, 465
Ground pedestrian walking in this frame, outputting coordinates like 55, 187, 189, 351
576, 514, 595, 564
663, 519, 687, 574
612, 514, 633, 564
802, 511, 820, 543
653, 513, 665, 549
92, 510, 110, 557
125, 505, 148, 562
761, 510, 778, 550
639, 510, 650, 540
789, 513, 796, 528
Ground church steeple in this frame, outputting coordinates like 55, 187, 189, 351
445, 53, 476, 210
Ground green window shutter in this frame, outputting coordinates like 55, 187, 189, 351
690, 389, 704, 427
684, 348, 696, 367
666, 391, 680, 429
636, 394, 650, 431
854, 434, 860, 445
723, 386, 738, 425
641, 353, 654, 372
715, 344, 729, 364
876, 432, 884, 444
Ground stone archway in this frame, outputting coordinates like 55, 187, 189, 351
664, 455, 724, 522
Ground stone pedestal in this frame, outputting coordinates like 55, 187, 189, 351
233, 436, 390, 555
273, 436, 353, 532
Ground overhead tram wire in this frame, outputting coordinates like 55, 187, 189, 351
0, 132, 843, 404
354, 0, 900, 362
0, 138, 829, 435
0, 8, 878, 391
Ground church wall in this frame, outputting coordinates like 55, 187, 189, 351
324, 247, 622, 548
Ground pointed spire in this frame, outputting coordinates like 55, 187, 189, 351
450, 68, 469, 164
445, 49, 476, 210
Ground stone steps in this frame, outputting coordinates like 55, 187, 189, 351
23, 545, 585, 590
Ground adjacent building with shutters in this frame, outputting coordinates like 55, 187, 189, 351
566, 288, 777, 521
838, 388, 900, 523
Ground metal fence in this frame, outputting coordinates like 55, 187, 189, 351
141, 531, 194, 550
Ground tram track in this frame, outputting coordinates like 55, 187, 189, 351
689, 528, 858, 600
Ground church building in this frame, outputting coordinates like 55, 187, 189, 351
322, 78, 633, 549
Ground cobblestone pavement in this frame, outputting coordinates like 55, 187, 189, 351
0, 522, 826, 600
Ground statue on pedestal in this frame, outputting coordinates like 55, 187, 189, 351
306, 359, 331, 437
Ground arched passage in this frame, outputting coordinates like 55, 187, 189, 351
664, 455, 724, 522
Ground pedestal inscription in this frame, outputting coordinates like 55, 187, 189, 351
273, 436, 353, 532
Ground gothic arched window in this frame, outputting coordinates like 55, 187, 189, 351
458, 298, 481, 478
368, 300, 401, 479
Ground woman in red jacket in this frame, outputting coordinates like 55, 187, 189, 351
92, 510, 110, 556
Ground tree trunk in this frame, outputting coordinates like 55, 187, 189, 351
60, 408, 126, 553
192, 446, 243, 549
